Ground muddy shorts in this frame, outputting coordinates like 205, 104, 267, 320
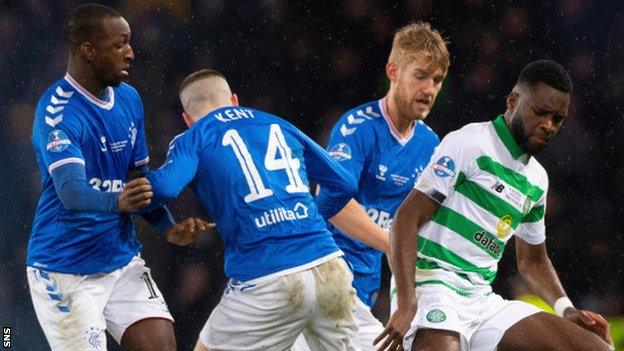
198, 256, 360, 351
291, 296, 383, 351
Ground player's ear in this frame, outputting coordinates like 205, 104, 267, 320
182, 111, 194, 128
386, 61, 399, 82
231, 93, 239, 106
80, 42, 97, 62
506, 91, 519, 111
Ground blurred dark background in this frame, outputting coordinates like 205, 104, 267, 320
1, 0, 623, 350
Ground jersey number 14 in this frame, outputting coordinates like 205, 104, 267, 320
222, 124, 308, 203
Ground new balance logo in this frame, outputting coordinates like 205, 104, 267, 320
491, 182, 505, 193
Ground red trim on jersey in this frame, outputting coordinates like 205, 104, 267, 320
64, 73, 115, 110
379, 98, 415, 145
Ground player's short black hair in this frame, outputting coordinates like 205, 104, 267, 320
517, 59, 573, 93
179, 69, 228, 95
63, 3, 122, 46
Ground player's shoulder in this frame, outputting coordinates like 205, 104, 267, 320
526, 157, 549, 186
440, 121, 489, 146
333, 99, 383, 138
35, 77, 83, 126
113, 82, 142, 103
415, 120, 440, 143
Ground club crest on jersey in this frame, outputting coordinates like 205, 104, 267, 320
46, 130, 71, 152
329, 143, 352, 161
497, 214, 513, 239
432, 156, 455, 178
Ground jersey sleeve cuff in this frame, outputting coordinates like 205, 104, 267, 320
134, 156, 150, 167
48, 157, 85, 173
415, 180, 447, 204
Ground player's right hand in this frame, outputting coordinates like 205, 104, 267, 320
374, 302, 417, 351
118, 177, 153, 213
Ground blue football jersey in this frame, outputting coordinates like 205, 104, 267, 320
28, 74, 149, 274
147, 106, 357, 283
321, 99, 440, 307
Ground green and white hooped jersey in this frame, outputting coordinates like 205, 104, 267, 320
413, 115, 547, 296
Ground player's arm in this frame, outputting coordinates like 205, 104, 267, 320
328, 199, 391, 254
51, 163, 150, 213
128, 165, 177, 234
376, 130, 472, 351
143, 132, 199, 206
515, 239, 613, 346
126, 132, 212, 246
374, 189, 439, 351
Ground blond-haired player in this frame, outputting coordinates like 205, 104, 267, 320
293, 21, 450, 351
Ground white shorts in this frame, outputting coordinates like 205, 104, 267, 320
398, 284, 541, 351
27, 256, 173, 350
291, 296, 383, 351
198, 257, 360, 351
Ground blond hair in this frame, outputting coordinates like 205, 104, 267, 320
388, 22, 450, 73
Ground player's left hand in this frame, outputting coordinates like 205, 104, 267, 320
165, 217, 215, 246
564, 308, 614, 348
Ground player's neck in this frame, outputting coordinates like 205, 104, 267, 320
67, 59, 107, 98
383, 96, 415, 137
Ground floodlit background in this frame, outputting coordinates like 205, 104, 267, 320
1, 1, 622, 349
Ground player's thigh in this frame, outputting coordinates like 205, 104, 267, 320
120, 318, 175, 351
305, 258, 359, 351
498, 311, 611, 351
199, 272, 314, 351
412, 329, 461, 351
103, 257, 174, 348
27, 267, 109, 350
